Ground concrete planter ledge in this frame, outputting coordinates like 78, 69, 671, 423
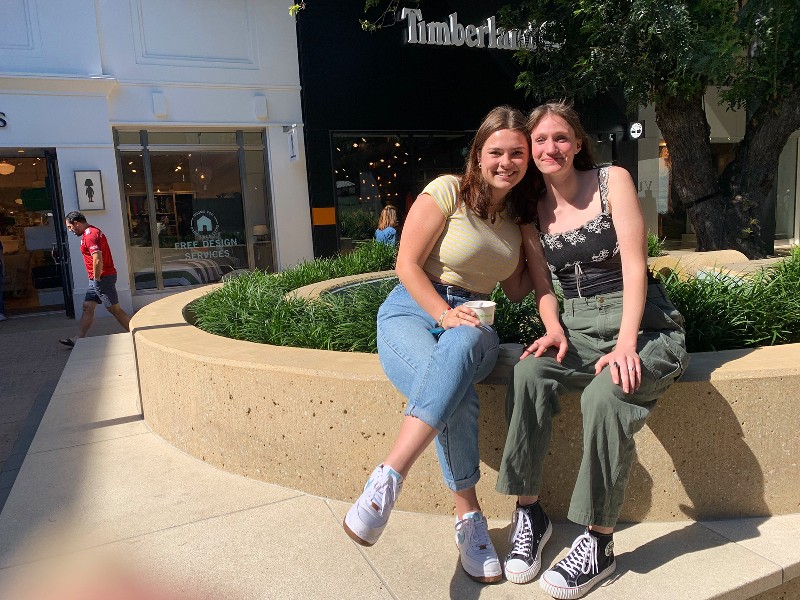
132, 283, 800, 524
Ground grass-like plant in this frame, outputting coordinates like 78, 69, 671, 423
192, 240, 397, 350
647, 232, 665, 257
339, 207, 379, 240
663, 245, 800, 352
193, 241, 800, 355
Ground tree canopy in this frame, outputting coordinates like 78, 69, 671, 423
501, 0, 800, 256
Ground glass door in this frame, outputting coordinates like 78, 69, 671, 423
0, 149, 72, 317
45, 150, 74, 317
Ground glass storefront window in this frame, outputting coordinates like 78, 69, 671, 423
117, 131, 142, 145
243, 131, 264, 146
117, 130, 273, 291
332, 132, 470, 249
121, 152, 156, 289
145, 131, 238, 146
775, 137, 798, 241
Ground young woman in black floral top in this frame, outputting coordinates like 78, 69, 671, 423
496, 102, 689, 599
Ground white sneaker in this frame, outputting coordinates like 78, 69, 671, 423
343, 464, 402, 546
455, 511, 502, 583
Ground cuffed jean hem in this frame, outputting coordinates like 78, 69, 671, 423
443, 467, 481, 492
405, 405, 446, 433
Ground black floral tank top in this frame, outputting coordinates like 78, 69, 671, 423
537, 167, 654, 299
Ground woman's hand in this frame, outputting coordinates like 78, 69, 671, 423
521, 330, 568, 362
595, 343, 641, 393
441, 305, 481, 329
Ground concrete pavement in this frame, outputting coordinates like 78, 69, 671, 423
0, 331, 798, 599
0, 312, 124, 508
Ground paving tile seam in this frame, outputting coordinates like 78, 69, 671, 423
26, 430, 152, 456
695, 522, 792, 583
321, 498, 402, 600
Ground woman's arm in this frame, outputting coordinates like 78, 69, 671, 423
594, 165, 648, 392
517, 223, 568, 361
395, 194, 481, 328
498, 246, 532, 302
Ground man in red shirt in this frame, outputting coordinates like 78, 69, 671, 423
59, 211, 130, 347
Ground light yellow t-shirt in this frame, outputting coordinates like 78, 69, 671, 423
422, 175, 521, 294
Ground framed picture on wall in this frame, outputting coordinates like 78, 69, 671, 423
75, 170, 105, 210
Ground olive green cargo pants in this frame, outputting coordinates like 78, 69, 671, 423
496, 283, 689, 528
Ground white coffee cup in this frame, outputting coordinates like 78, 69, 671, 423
463, 300, 496, 326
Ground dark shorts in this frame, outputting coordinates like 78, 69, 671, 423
85, 274, 119, 308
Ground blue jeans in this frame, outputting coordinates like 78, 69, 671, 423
377, 282, 499, 491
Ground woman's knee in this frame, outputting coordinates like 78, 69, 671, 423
440, 325, 498, 360
507, 357, 562, 417
580, 375, 653, 437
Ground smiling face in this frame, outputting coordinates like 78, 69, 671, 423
478, 129, 530, 201
530, 114, 582, 176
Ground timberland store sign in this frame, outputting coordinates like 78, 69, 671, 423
400, 8, 554, 51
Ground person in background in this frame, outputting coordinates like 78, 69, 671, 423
497, 102, 689, 598
59, 211, 130, 347
375, 205, 399, 246
343, 106, 558, 584
0, 238, 6, 322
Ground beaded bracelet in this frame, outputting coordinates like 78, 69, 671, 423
437, 308, 451, 327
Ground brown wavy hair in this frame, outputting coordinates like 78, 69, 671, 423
459, 106, 539, 225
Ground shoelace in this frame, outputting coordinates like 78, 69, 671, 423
509, 508, 533, 557
367, 468, 399, 515
574, 263, 585, 298
457, 515, 493, 551
557, 533, 598, 578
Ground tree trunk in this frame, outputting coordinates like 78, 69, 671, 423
655, 92, 764, 257
719, 91, 800, 256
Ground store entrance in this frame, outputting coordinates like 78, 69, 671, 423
0, 149, 73, 317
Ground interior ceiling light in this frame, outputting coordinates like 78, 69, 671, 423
0, 160, 16, 175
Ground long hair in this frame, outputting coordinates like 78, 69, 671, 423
459, 106, 539, 224
377, 205, 398, 230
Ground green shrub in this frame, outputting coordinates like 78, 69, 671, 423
491, 287, 547, 345
192, 240, 396, 348
339, 208, 378, 240
194, 242, 800, 355
663, 245, 800, 352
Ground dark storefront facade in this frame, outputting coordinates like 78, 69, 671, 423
296, 2, 636, 257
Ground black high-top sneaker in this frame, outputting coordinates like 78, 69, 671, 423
539, 528, 616, 599
504, 501, 553, 584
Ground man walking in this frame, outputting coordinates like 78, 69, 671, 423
59, 211, 130, 347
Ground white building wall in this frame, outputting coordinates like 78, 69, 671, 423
1, 0, 312, 316
0, 0, 102, 75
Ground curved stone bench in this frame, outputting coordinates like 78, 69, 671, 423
131, 282, 800, 522
648, 249, 750, 280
